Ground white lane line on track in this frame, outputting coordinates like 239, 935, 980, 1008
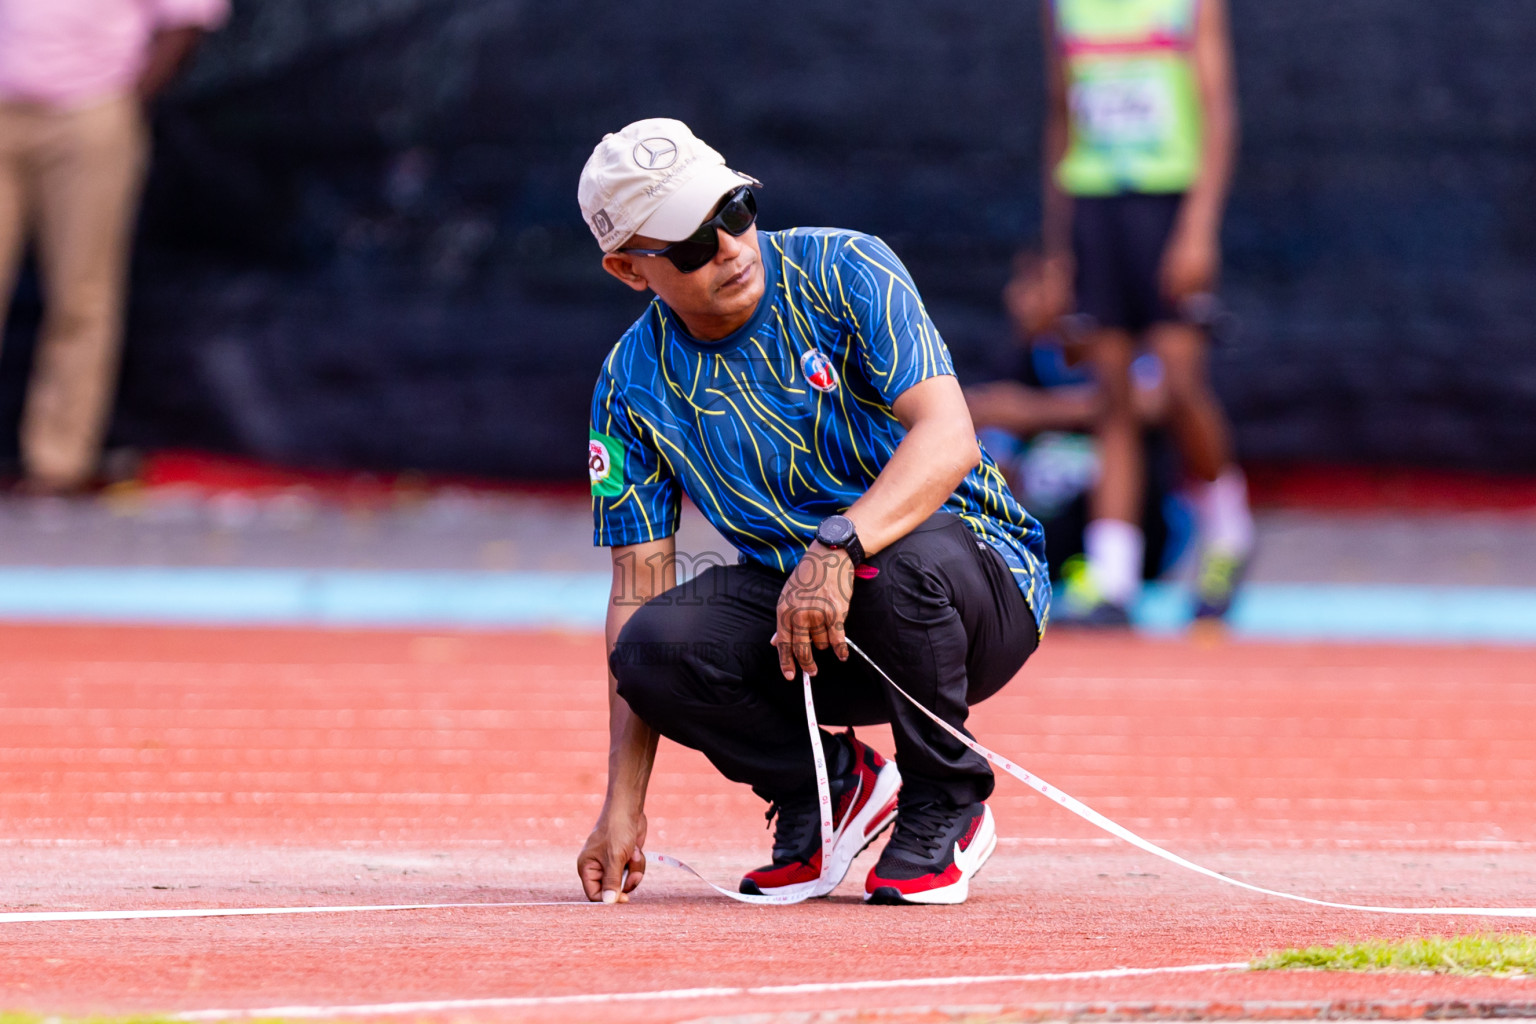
0, 901, 596, 923
168, 962, 1250, 1020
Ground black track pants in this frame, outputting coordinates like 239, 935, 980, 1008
611, 513, 1040, 806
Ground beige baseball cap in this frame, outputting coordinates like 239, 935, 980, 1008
578, 118, 759, 253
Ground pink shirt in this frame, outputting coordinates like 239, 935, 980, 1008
0, 0, 229, 109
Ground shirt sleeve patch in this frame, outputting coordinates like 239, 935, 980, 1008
589, 430, 626, 497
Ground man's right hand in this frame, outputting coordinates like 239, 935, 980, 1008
577, 804, 648, 903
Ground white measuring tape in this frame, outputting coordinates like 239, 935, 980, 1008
654, 665, 834, 904
660, 637, 1536, 916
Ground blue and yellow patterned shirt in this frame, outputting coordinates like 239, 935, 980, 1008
589, 228, 1051, 633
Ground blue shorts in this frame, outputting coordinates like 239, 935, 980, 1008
1071, 192, 1187, 335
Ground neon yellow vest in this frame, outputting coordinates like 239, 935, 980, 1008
1054, 0, 1202, 197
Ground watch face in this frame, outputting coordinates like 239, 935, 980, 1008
819, 516, 854, 547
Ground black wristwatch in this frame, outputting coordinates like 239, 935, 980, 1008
814, 514, 865, 566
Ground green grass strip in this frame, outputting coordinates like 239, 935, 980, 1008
1252, 933, 1536, 975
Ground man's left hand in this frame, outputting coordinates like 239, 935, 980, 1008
774, 543, 854, 679
1160, 223, 1219, 304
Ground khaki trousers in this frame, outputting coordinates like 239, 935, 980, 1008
0, 95, 148, 488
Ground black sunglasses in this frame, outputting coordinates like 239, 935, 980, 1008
621, 186, 758, 273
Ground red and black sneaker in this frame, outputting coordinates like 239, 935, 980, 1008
865, 800, 996, 905
740, 729, 901, 900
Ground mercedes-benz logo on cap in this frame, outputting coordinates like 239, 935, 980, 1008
633, 137, 678, 171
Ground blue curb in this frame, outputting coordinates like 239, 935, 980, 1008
1134, 581, 1536, 644
0, 568, 609, 631
0, 568, 1534, 644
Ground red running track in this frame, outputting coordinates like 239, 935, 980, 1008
1, 624, 1534, 1020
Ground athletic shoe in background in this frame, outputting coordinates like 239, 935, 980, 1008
740, 729, 901, 899
1052, 553, 1133, 629
1193, 547, 1251, 620
1190, 465, 1255, 620
866, 800, 997, 905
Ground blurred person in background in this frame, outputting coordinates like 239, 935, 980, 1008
1035, 0, 1253, 626
0, 0, 228, 494
966, 250, 1194, 598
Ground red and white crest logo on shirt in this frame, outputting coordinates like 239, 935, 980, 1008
800, 349, 839, 393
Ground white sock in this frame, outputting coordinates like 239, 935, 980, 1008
1193, 465, 1255, 556
1084, 518, 1144, 605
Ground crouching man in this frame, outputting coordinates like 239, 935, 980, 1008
575, 119, 1050, 906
